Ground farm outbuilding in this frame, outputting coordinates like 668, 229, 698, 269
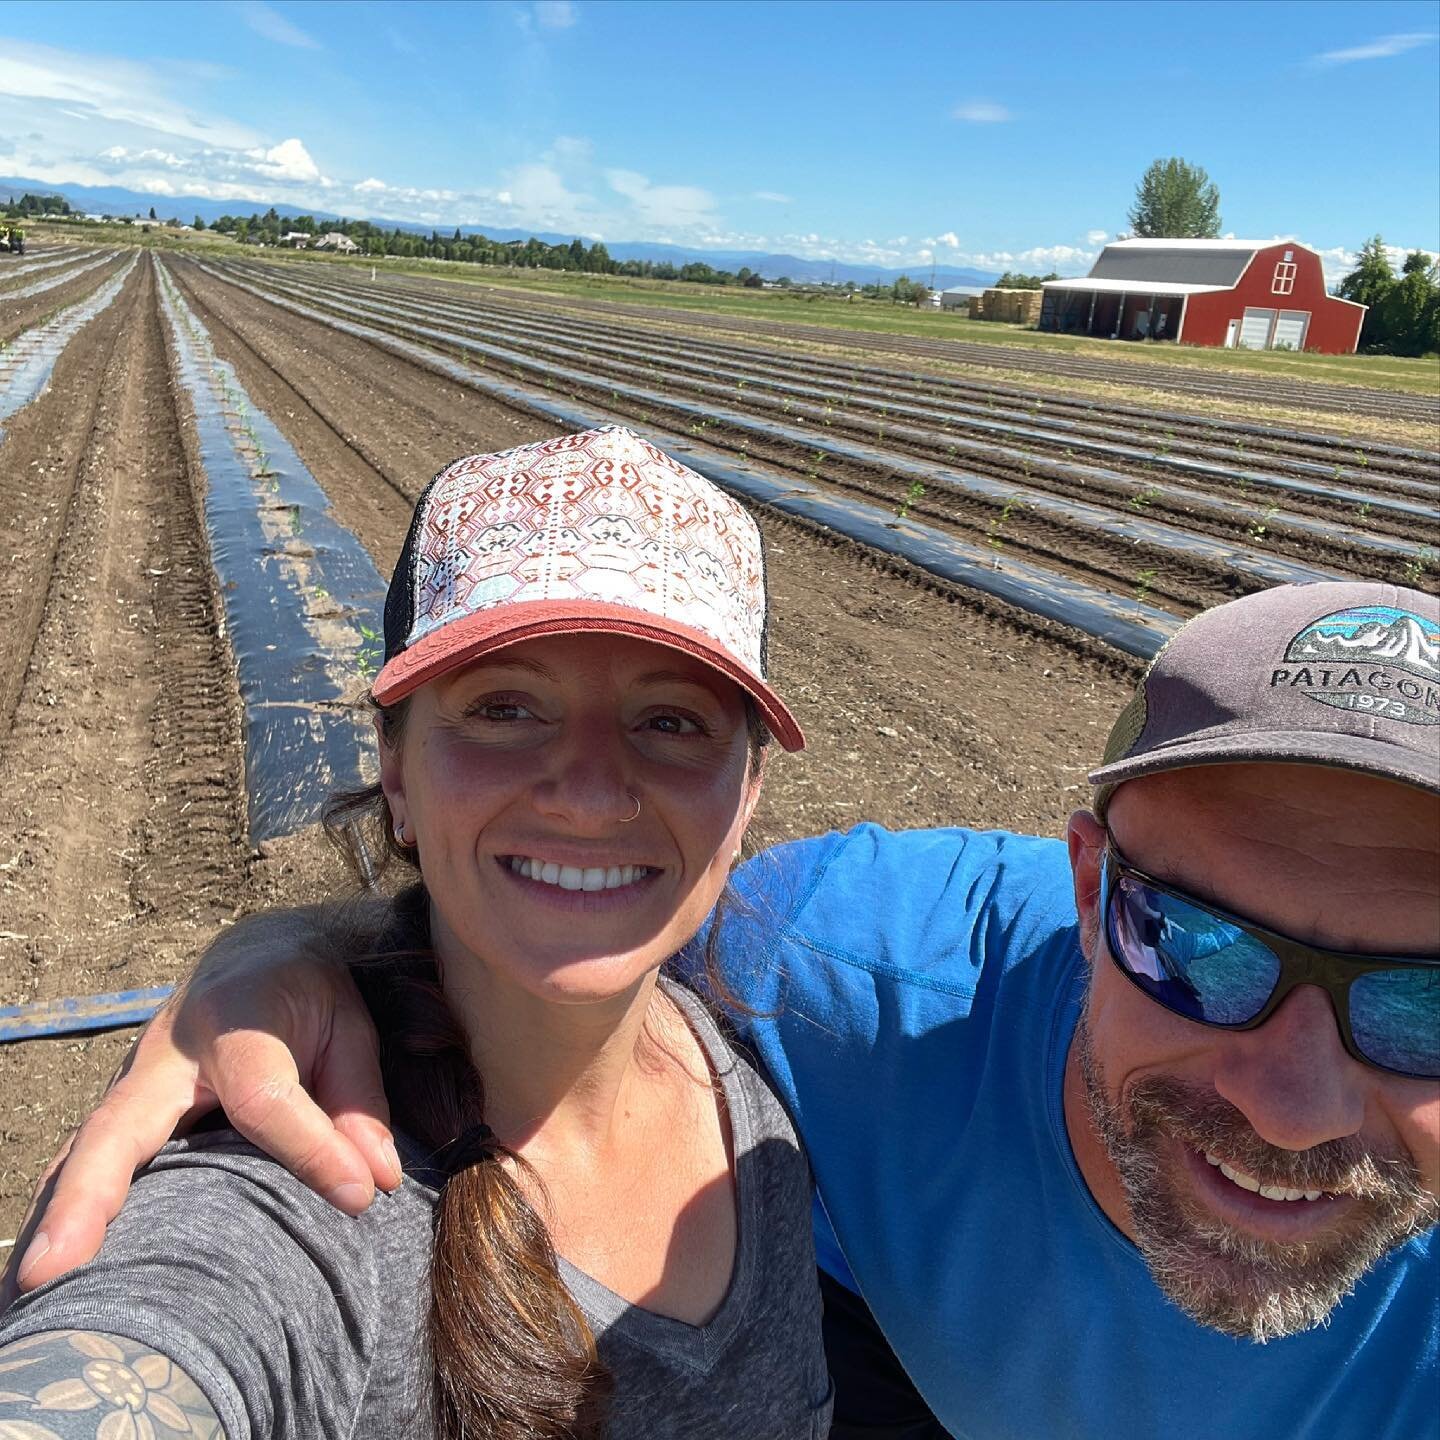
938, 285, 985, 311
1038, 239, 1365, 354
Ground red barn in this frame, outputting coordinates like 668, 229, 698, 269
1039, 240, 1365, 354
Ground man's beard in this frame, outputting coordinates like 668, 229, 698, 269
1074, 1013, 1438, 1343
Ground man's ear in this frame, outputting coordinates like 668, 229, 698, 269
1067, 809, 1106, 965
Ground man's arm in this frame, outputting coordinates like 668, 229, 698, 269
0, 1330, 223, 1438
2, 905, 398, 1302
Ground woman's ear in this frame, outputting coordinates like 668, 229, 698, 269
738, 746, 768, 836
1066, 809, 1106, 965
376, 713, 407, 823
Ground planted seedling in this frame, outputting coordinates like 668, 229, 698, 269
1128, 485, 1160, 512
1246, 504, 1281, 543
986, 495, 1024, 550
1133, 568, 1158, 603
896, 479, 925, 520
356, 623, 383, 681
1402, 546, 1434, 587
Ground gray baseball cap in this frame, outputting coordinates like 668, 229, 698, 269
1091, 581, 1440, 813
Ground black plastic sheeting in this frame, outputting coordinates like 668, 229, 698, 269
157, 258, 385, 842
278, 268, 1440, 492
0, 249, 105, 285
207, 264, 1372, 587
0, 257, 135, 437
250, 260, 1440, 466
0, 251, 116, 304
196, 260, 1180, 659
242, 268, 1426, 567
249, 265, 1439, 529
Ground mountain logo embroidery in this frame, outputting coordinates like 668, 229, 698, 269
1273, 606, 1440, 727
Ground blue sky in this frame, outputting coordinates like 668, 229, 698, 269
1, 0, 1436, 278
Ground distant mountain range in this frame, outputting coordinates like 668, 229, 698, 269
1, 176, 999, 290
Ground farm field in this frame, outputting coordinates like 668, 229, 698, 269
0, 246, 1437, 1240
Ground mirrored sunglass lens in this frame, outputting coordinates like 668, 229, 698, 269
1110, 875, 1280, 1024
1349, 967, 1440, 1078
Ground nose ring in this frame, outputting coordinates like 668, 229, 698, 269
619, 793, 641, 824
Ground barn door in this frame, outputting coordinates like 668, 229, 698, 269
1238, 308, 1277, 349
1272, 311, 1310, 350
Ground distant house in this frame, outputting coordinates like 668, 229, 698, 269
313, 232, 360, 254
1039, 239, 1365, 354
938, 285, 986, 311
280, 232, 311, 248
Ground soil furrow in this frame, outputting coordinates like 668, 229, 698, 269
279, 267, 1440, 488
220, 263, 1429, 604
0, 255, 129, 347
336, 265, 1440, 423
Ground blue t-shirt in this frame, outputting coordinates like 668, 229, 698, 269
704, 824, 1438, 1440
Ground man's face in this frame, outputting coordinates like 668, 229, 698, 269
1065, 764, 1439, 1343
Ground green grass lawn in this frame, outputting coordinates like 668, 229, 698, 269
38, 223, 1438, 398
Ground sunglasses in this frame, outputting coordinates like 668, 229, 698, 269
1099, 840, 1440, 1080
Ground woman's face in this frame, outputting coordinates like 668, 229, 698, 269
379, 633, 764, 1004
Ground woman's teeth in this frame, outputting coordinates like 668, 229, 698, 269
507, 857, 651, 892
1203, 1151, 1323, 1203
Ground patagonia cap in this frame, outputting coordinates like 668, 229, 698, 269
373, 426, 804, 751
1091, 581, 1440, 811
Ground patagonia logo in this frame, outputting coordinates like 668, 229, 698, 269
1270, 606, 1439, 726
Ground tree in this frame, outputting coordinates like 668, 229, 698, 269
890, 274, 928, 305
1375, 252, 1439, 357
1336, 236, 1397, 349
148, 205, 157, 221
1127, 158, 1220, 238
192, 215, 206, 231
995, 270, 1059, 290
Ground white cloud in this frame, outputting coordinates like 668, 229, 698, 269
935, 231, 960, 248
246, 137, 322, 182
355, 176, 388, 192
952, 99, 1011, 123
752, 190, 793, 204
1085, 228, 1109, 244
0, 40, 258, 149
606, 169, 717, 230
533, 1, 578, 29
1311, 32, 1436, 65
235, 1, 322, 50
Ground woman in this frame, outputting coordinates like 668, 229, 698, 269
0, 426, 833, 1438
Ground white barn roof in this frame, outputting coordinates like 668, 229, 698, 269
1041, 278, 1230, 297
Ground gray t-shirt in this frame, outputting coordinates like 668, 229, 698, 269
0, 984, 833, 1438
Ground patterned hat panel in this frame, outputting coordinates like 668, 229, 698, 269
404, 427, 768, 675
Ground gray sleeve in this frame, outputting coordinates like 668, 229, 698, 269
0, 1133, 399, 1440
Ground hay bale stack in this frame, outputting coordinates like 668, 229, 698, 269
978, 288, 1044, 325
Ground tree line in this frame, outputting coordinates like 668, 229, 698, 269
1336, 238, 1439, 356
3, 192, 73, 218
202, 209, 769, 286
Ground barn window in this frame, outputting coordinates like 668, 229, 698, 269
1272, 261, 1297, 296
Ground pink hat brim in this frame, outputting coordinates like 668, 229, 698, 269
372, 598, 804, 752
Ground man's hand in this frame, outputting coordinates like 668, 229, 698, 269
1, 905, 401, 1305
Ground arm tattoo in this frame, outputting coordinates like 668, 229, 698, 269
0, 1329, 223, 1438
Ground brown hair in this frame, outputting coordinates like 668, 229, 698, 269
323, 694, 770, 1439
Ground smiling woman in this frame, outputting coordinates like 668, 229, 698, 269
0, 427, 832, 1440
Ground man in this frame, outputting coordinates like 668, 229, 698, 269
6, 581, 1438, 1437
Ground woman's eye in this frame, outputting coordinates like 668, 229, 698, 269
466, 700, 532, 722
